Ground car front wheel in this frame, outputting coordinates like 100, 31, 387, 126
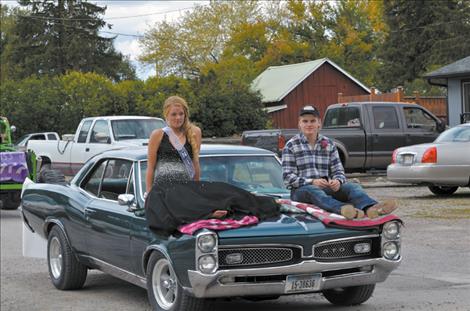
47, 226, 87, 290
428, 185, 458, 196
322, 284, 375, 306
147, 251, 211, 311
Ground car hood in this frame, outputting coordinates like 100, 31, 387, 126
217, 213, 359, 239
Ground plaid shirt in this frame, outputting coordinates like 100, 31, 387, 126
282, 133, 346, 189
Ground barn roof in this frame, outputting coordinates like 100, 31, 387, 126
251, 58, 370, 103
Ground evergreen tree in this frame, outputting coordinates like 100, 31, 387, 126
380, 0, 470, 90
2, 0, 135, 81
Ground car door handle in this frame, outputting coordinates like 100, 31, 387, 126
85, 148, 90, 152
84, 208, 96, 214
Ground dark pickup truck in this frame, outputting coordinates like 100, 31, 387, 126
242, 102, 446, 171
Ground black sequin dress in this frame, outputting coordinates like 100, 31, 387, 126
153, 133, 194, 187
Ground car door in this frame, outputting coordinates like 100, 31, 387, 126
366, 105, 406, 169
401, 106, 441, 145
70, 120, 93, 174
80, 158, 134, 271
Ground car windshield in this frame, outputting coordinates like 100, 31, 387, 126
111, 119, 165, 141
435, 126, 470, 142
15, 134, 30, 146
139, 155, 287, 199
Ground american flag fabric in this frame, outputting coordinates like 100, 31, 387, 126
277, 199, 401, 228
178, 216, 259, 235
282, 133, 346, 189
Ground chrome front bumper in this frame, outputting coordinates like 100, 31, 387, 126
186, 257, 401, 298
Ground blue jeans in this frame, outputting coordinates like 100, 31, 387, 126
291, 182, 377, 214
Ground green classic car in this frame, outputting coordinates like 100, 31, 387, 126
21, 144, 401, 311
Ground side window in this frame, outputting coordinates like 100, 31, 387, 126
90, 120, 111, 144
82, 160, 107, 196
403, 107, 437, 131
99, 159, 132, 201
77, 120, 92, 143
372, 107, 399, 129
30, 134, 46, 140
47, 133, 58, 140
323, 107, 361, 128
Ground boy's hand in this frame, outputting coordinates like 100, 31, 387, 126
313, 178, 329, 189
329, 179, 341, 192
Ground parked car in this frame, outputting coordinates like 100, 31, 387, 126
27, 116, 165, 176
15, 132, 60, 150
21, 144, 401, 310
387, 123, 470, 196
242, 102, 445, 171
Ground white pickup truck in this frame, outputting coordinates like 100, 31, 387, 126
28, 116, 165, 176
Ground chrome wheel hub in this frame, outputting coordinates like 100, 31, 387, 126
152, 258, 178, 310
49, 236, 63, 279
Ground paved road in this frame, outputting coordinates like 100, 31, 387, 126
2, 185, 470, 311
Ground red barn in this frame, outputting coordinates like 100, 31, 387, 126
251, 58, 370, 128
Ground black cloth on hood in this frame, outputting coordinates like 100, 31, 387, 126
145, 181, 280, 235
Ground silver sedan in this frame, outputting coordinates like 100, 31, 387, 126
387, 123, 470, 196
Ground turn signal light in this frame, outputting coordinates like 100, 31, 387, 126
421, 146, 437, 163
278, 134, 286, 151
391, 149, 398, 163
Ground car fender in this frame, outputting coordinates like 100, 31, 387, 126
331, 138, 349, 166
142, 244, 173, 276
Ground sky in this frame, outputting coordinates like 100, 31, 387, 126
3, 0, 208, 80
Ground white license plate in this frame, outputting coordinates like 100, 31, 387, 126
401, 154, 414, 165
285, 273, 322, 293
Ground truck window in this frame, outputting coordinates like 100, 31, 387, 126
372, 107, 399, 129
90, 120, 111, 144
30, 134, 46, 140
403, 107, 437, 131
47, 133, 58, 140
323, 107, 361, 128
77, 120, 92, 143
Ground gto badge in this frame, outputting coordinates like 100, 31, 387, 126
225, 253, 243, 264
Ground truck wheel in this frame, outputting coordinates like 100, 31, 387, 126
147, 251, 211, 311
428, 185, 458, 196
322, 284, 375, 306
47, 226, 87, 290
39, 169, 66, 185
0, 191, 21, 210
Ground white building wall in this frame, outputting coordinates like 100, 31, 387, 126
448, 78, 462, 126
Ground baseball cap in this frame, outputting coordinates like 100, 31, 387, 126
299, 105, 320, 117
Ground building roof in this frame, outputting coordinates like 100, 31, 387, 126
251, 58, 370, 103
424, 56, 470, 79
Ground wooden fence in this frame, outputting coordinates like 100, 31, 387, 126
338, 86, 447, 122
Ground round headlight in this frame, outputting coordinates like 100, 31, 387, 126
197, 234, 216, 253
383, 241, 399, 260
198, 255, 217, 273
383, 222, 400, 240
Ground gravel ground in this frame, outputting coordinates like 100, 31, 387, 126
1, 184, 469, 311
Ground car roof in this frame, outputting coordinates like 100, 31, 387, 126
81, 116, 164, 121
328, 101, 420, 107
97, 144, 276, 161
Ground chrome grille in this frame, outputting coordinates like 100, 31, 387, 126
219, 247, 293, 267
313, 238, 373, 259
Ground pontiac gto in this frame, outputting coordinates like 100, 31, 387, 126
21, 144, 401, 311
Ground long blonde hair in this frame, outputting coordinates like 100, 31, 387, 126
163, 96, 198, 158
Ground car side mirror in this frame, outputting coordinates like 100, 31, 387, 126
436, 121, 446, 133
118, 194, 137, 212
62, 134, 74, 141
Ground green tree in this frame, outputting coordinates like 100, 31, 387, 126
380, 0, 470, 90
324, 0, 387, 86
139, 0, 261, 78
2, 0, 135, 81
192, 70, 267, 137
